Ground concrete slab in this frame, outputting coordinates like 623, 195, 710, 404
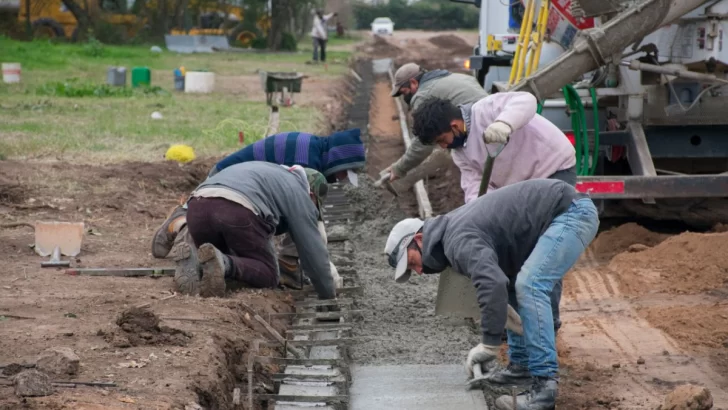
350, 364, 488, 410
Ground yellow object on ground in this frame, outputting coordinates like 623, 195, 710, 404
165, 144, 196, 163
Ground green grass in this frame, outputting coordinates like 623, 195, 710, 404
0, 36, 354, 163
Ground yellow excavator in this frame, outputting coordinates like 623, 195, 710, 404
14, 0, 270, 47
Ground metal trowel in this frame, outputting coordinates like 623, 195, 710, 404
373, 171, 399, 197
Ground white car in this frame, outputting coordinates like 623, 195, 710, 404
371, 17, 394, 36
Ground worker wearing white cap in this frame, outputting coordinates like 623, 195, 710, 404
384, 179, 599, 410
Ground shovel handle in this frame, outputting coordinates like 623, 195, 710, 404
478, 140, 509, 197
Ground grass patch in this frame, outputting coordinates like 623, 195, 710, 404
0, 36, 350, 163
35, 79, 168, 97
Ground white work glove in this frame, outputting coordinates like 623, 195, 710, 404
329, 261, 343, 289
465, 343, 500, 378
506, 304, 523, 336
482, 121, 512, 144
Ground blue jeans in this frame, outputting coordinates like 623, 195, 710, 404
506, 197, 599, 378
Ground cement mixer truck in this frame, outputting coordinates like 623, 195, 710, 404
455, 0, 728, 226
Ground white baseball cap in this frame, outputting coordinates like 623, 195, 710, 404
384, 218, 424, 283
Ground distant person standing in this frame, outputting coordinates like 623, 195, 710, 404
311, 9, 337, 63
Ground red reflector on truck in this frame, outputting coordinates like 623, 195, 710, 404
564, 131, 575, 146
576, 181, 625, 194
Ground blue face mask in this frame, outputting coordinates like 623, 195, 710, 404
446, 130, 468, 149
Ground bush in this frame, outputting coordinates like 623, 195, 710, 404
35, 78, 168, 97
81, 35, 106, 57
251, 36, 268, 50
280, 32, 297, 51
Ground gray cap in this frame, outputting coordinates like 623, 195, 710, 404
391, 63, 422, 97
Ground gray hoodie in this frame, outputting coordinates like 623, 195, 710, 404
420, 179, 581, 345
194, 162, 335, 299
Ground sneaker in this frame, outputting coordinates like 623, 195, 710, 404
171, 227, 200, 296
487, 363, 532, 386
494, 377, 558, 410
198, 243, 230, 298
151, 205, 187, 259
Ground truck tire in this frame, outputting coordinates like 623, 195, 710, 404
32, 18, 66, 39
229, 24, 257, 47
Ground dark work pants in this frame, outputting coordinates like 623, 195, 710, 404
186, 197, 278, 288
313, 38, 327, 62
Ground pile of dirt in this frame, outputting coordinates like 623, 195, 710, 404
591, 223, 670, 262
102, 307, 191, 347
609, 231, 728, 295
641, 304, 728, 351
428, 34, 474, 55
357, 35, 403, 59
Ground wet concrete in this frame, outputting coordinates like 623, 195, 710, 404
350, 364, 489, 410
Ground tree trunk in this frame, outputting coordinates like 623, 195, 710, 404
61, 0, 92, 41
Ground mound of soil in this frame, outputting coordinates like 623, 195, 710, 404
658, 384, 714, 410
428, 34, 474, 55
103, 307, 191, 347
609, 231, 728, 295
591, 223, 670, 262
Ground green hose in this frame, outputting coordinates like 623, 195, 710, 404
536, 86, 598, 176
588, 88, 599, 176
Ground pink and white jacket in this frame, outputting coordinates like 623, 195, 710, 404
453, 91, 576, 203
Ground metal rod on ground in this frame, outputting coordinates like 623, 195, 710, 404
240, 303, 305, 359
65, 268, 175, 277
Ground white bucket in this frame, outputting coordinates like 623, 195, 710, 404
184, 71, 215, 93
2, 63, 21, 84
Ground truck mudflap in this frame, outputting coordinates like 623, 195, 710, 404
576, 175, 728, 199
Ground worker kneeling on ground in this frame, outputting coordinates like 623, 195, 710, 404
173, 162, 337, 301
384, 179, 599, 410
152, 128, 365, 259
412, 93, 577, 335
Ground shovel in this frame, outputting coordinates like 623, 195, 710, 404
34, 221, 85, 268
434, 138, 509, 317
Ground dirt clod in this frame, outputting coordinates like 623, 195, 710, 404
637, 356, 646, 365
1, 363, 25, 376
105, 307, 191, 347
13, 369, 54, 397
659, 384, 713, 410
36, 347, 80, 375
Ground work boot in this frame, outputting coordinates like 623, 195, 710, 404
171, 227, 201, 296
487, 363, 532, 386
494, 377, 558, 410
151, 205, 187, 259
198, 243, 231, 298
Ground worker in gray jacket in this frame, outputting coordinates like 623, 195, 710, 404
385, 62, 488, 181
384, 179, 599, 410
173, 162, 335, 300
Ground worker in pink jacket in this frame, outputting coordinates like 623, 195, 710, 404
411, 92, 577, 390
412, 92, 576, 203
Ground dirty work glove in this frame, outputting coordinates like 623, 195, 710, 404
506, 304, 523, 336
482, 121, 512, 144
465, 343, 500, 378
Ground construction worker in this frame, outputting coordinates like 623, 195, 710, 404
412, 93, 577, 336
311, 9, 337, 63
152, 128, 365, 260
384, 62, 488, 182
173, 162, 337, 300
384, 179, 599, 410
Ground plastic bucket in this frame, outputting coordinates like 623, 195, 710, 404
174, 75, 185, 91
184, 71, 215, 93
106, 66, 127, 86
131, 66, 151, 88
2, 63, 21, 84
